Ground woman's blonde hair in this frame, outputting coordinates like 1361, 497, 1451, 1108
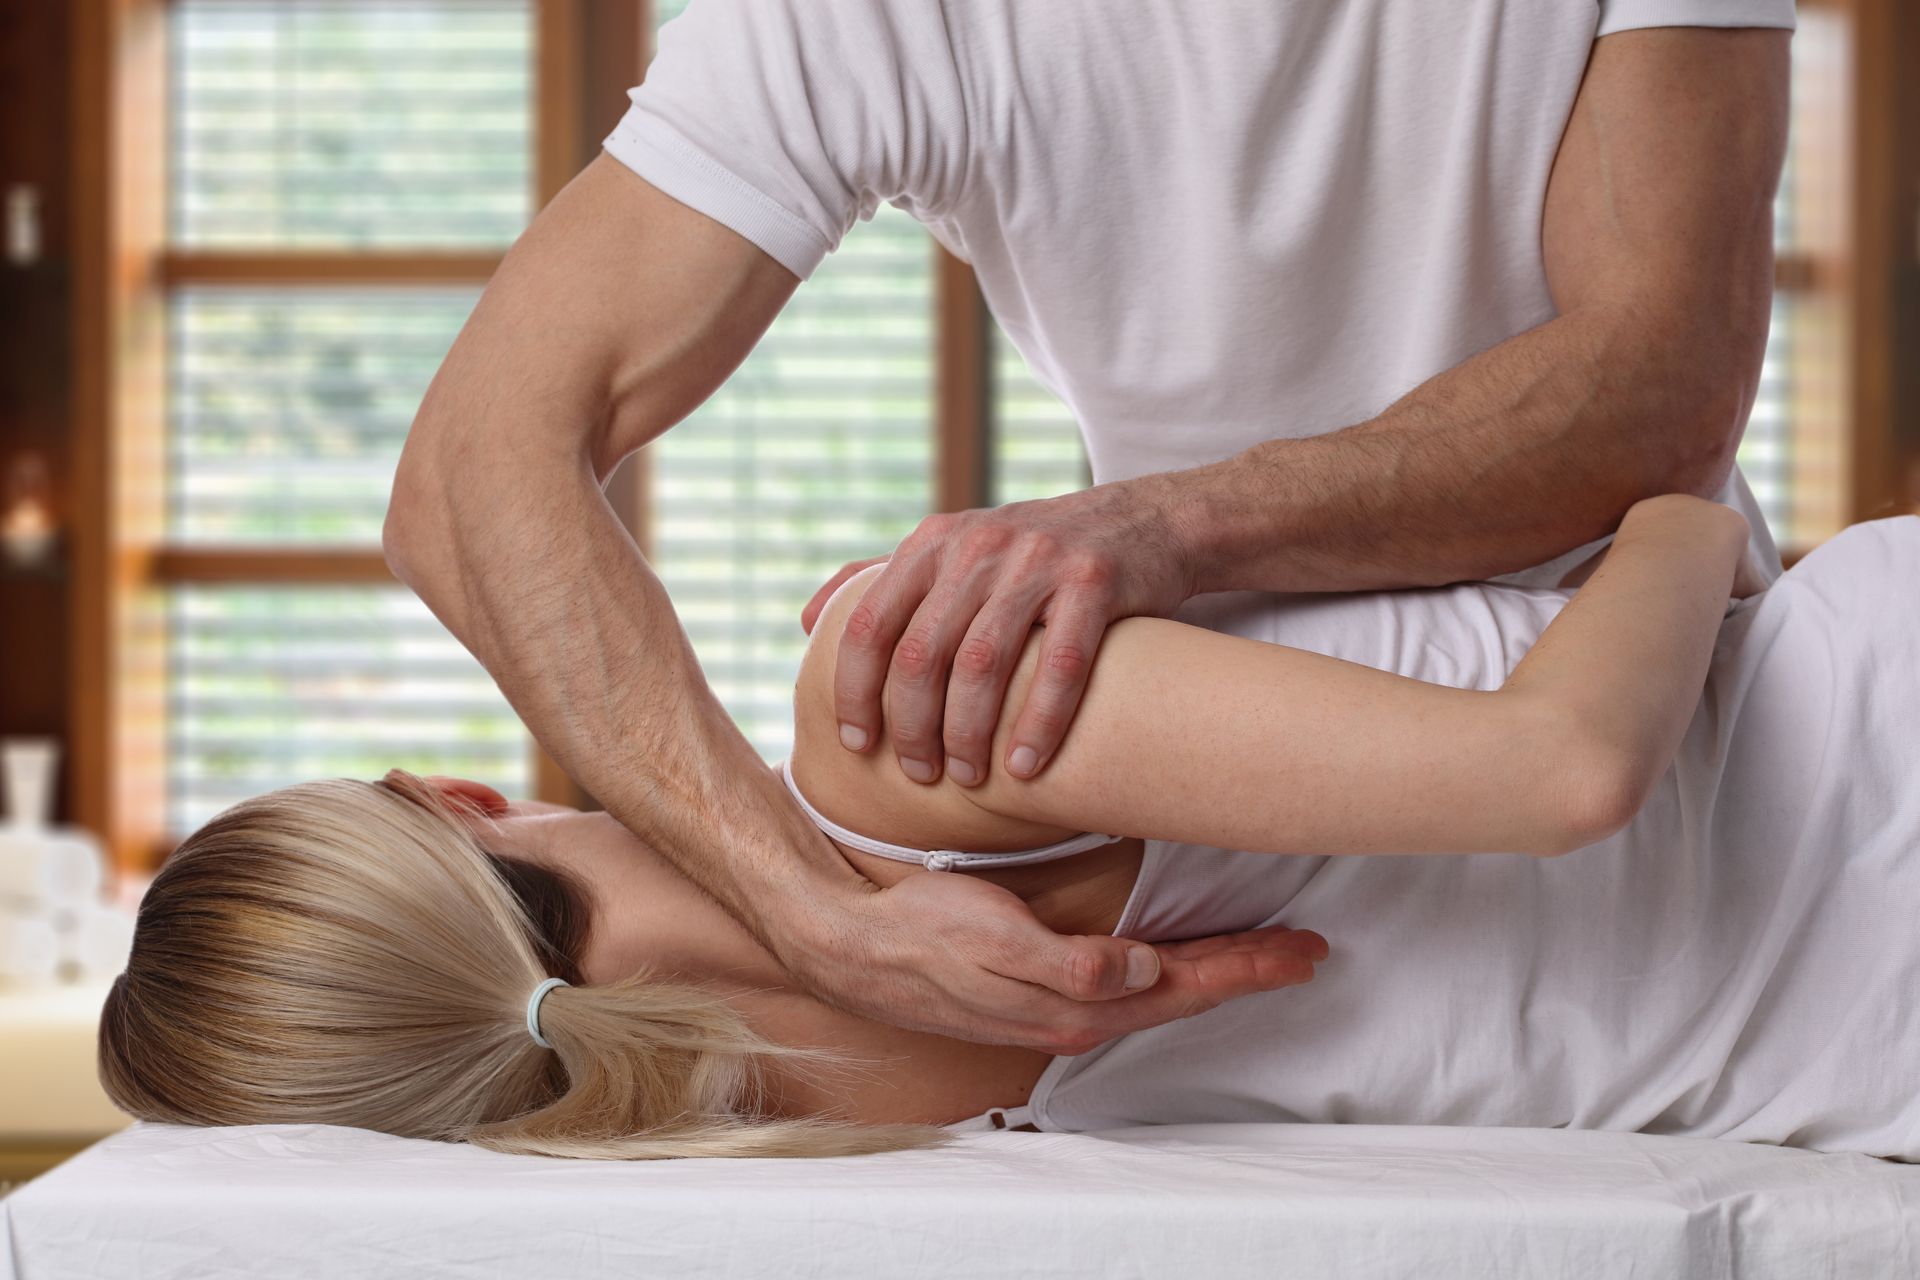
98, 773, 946, 1159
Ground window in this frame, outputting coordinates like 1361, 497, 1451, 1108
170, 2, 534, 249
161, 1, 538, 833
1743, 5, 1854, 552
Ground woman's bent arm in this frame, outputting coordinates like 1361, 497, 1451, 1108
796, 495, 1749, 859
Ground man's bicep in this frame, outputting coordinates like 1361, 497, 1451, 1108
461, 154, 800, 475
1543, 27, 1787, 318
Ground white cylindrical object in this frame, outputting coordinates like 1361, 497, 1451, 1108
2, 737, 60, 828
0, 907, 61, 988
0, 828, 105, 910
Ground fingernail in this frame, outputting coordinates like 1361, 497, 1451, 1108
839, 724, 868, 751
1008, 745, 1039, 777
900, 758, 937, 783
1124, 946, 1160, 991
946, 758, 978, 786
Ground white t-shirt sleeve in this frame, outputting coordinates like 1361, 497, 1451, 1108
603, 0, 968, 280
1595, 0, 1795, 38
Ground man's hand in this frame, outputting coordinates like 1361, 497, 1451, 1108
777, 868, 1327, 1054
800, 476, 1197, 788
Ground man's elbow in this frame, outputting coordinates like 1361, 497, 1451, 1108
1648, 376, 1749, 501
382, 440, 445, 591
1627, 299, 1769, 502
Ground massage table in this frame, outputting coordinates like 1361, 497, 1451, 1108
6, 1120, 1918, 1278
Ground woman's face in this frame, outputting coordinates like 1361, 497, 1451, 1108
456, 788, 789, 993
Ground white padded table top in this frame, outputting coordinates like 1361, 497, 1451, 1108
6, 1121, 1919, 1279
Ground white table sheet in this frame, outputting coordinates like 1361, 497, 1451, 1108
6, 1121, 1919, 1279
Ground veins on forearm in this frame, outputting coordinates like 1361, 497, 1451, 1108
1175, 303, 1733, 595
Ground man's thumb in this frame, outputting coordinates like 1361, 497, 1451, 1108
1048, 936, 1161, 1001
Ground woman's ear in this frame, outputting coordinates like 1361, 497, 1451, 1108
423, 776, 512, 817
382, 770, 511, 819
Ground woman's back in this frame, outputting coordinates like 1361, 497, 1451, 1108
1014, 518, 1920, 1158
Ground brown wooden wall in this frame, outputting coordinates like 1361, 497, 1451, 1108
0, 0, 77, 823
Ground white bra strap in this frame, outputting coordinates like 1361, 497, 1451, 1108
778, 756, 1120, 871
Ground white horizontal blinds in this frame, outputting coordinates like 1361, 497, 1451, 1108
1741, 295, 1794, 540
171, 0, 532, 248
169, 288, 479, 543
650, 205, 935, 758
169, 588, 531, 831
1734, 124, 1798, 544
991, 323, 1089, 503
1742, 19, 1850, 551
164, 2, 535, 833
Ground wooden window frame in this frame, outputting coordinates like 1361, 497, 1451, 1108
70, 0, 654, 863
1772, 0, 1918, 558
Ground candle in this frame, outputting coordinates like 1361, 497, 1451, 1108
2, 496, 54, 568
5, 185, 40, 267
2, 453, 56, 568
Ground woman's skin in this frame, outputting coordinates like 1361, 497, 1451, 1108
458, 796, 1322, 1126
462, 493, 1750, 1127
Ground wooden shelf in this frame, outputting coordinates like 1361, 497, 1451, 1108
149, 546, 396, 585
161, 251, 504, 287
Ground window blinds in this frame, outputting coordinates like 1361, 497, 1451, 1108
650, 206, 935, 758
169, 288, 479, 544
169, 587, 529, 832
165, 3, 534, 832
171, 0, 532, 248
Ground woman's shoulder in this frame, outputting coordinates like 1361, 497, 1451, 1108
791, 565, 1087, 855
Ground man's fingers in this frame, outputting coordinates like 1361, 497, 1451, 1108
941, 591, 1046, 787
880, 562, 1003, 783
1170, 943, 1318, 1002
1047, 945, 1320, 1055
997, 931, 1162, 1004
848, 874, 1324, 1055
1158, 926, 1330, 964
832, 554, 936, 755
1005, 594, 1106, 778
800, 555, 890, 635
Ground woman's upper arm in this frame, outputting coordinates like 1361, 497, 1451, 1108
966, 617, 1585, 856
798, 567, 1580, 857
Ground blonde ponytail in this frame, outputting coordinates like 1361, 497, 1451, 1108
99, 775, 946, 1160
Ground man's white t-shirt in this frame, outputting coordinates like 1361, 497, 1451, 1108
604, 0, 1795, 584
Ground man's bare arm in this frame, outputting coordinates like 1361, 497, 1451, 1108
387, 156, 1329, 1053
813, 26, 1789, 790
1174, 26, 1789, 593
386, 155, 871, 927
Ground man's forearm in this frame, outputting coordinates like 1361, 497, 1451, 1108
388, 421, 874, 922
1163, 296, 1758, 594
383, 157, 861, 936
1165, 27, 1784, 597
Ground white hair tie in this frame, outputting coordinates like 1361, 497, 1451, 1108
525, 977, 569, 1049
